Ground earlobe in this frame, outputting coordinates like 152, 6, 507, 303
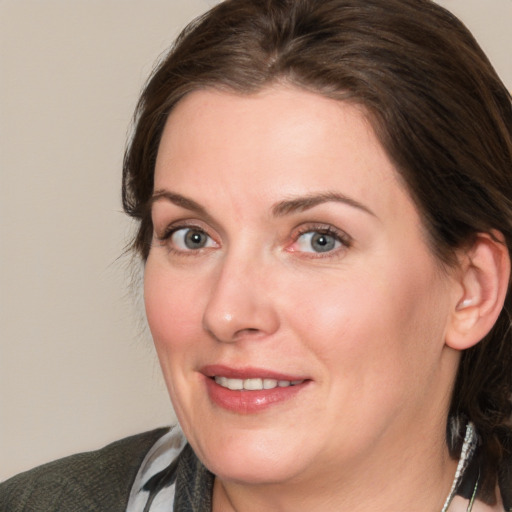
446, 232, 510, 351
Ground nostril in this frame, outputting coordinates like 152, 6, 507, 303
202, 284, 280, 342
235, 327, 262, 337
229, 328, 261, 342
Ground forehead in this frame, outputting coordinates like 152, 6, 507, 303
154, 85, 416, 225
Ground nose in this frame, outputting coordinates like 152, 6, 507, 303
202, 254, 280, 343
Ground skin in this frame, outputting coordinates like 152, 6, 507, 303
144, 85, 466, 511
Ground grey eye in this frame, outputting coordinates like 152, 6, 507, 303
310, 232, 337, 252
295, 231, 341, 253
171, 228, 215, 251
184, 229, 208, 249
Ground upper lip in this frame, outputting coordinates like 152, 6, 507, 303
200, 364, 308, 381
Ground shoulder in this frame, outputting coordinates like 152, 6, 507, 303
0, 427, 169, 512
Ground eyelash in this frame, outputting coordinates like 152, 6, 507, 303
154, 222, 352, 257
155, 222, 217, 256
291, 224, 352, 257
157, 224, 196, 242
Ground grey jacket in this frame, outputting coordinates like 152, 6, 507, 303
0, 429, 168, 512
0, 428, 214, 512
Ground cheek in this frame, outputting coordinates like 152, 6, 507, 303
288, 256, 450, 380
282, 268, 378, 346
143, 259, 211, 426
144, 259, 206, 355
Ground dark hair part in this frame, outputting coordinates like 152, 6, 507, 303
123, 0, 512, 502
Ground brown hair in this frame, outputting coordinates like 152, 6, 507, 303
122, 0, 512, 502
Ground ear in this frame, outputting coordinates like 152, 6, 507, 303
446, 231, 510, 351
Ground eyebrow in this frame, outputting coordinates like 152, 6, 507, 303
272, 192, 376, 218
150, 190, 208, 216
150, 189, 375, 219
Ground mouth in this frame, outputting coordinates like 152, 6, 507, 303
213, 376, 305, 390
201, 365, 310, 413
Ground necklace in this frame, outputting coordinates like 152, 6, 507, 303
441, 422, 479, 512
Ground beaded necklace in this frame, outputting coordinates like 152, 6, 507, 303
441, 422, 479, 512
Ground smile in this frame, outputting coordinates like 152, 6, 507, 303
213, 376, 305, 391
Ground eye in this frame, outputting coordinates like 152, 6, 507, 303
289, 226, 351, 255
169, 227, 216, 251
296, 231, 340, 253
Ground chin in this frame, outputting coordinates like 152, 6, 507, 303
193, 430, 307, 485
210, 456, 299, 486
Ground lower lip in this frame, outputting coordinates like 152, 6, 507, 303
204, 377, 308, 413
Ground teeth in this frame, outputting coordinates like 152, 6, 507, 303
214, 376, 304, 390
215, 376, 243, 390
244, 378, 263, 390
263, 379, 278, 389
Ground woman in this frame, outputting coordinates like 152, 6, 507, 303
1, 0, 511, 510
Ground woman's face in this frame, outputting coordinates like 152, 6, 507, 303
144, 86, 460, 486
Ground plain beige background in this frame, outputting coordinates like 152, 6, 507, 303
1, 0, 511, 482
